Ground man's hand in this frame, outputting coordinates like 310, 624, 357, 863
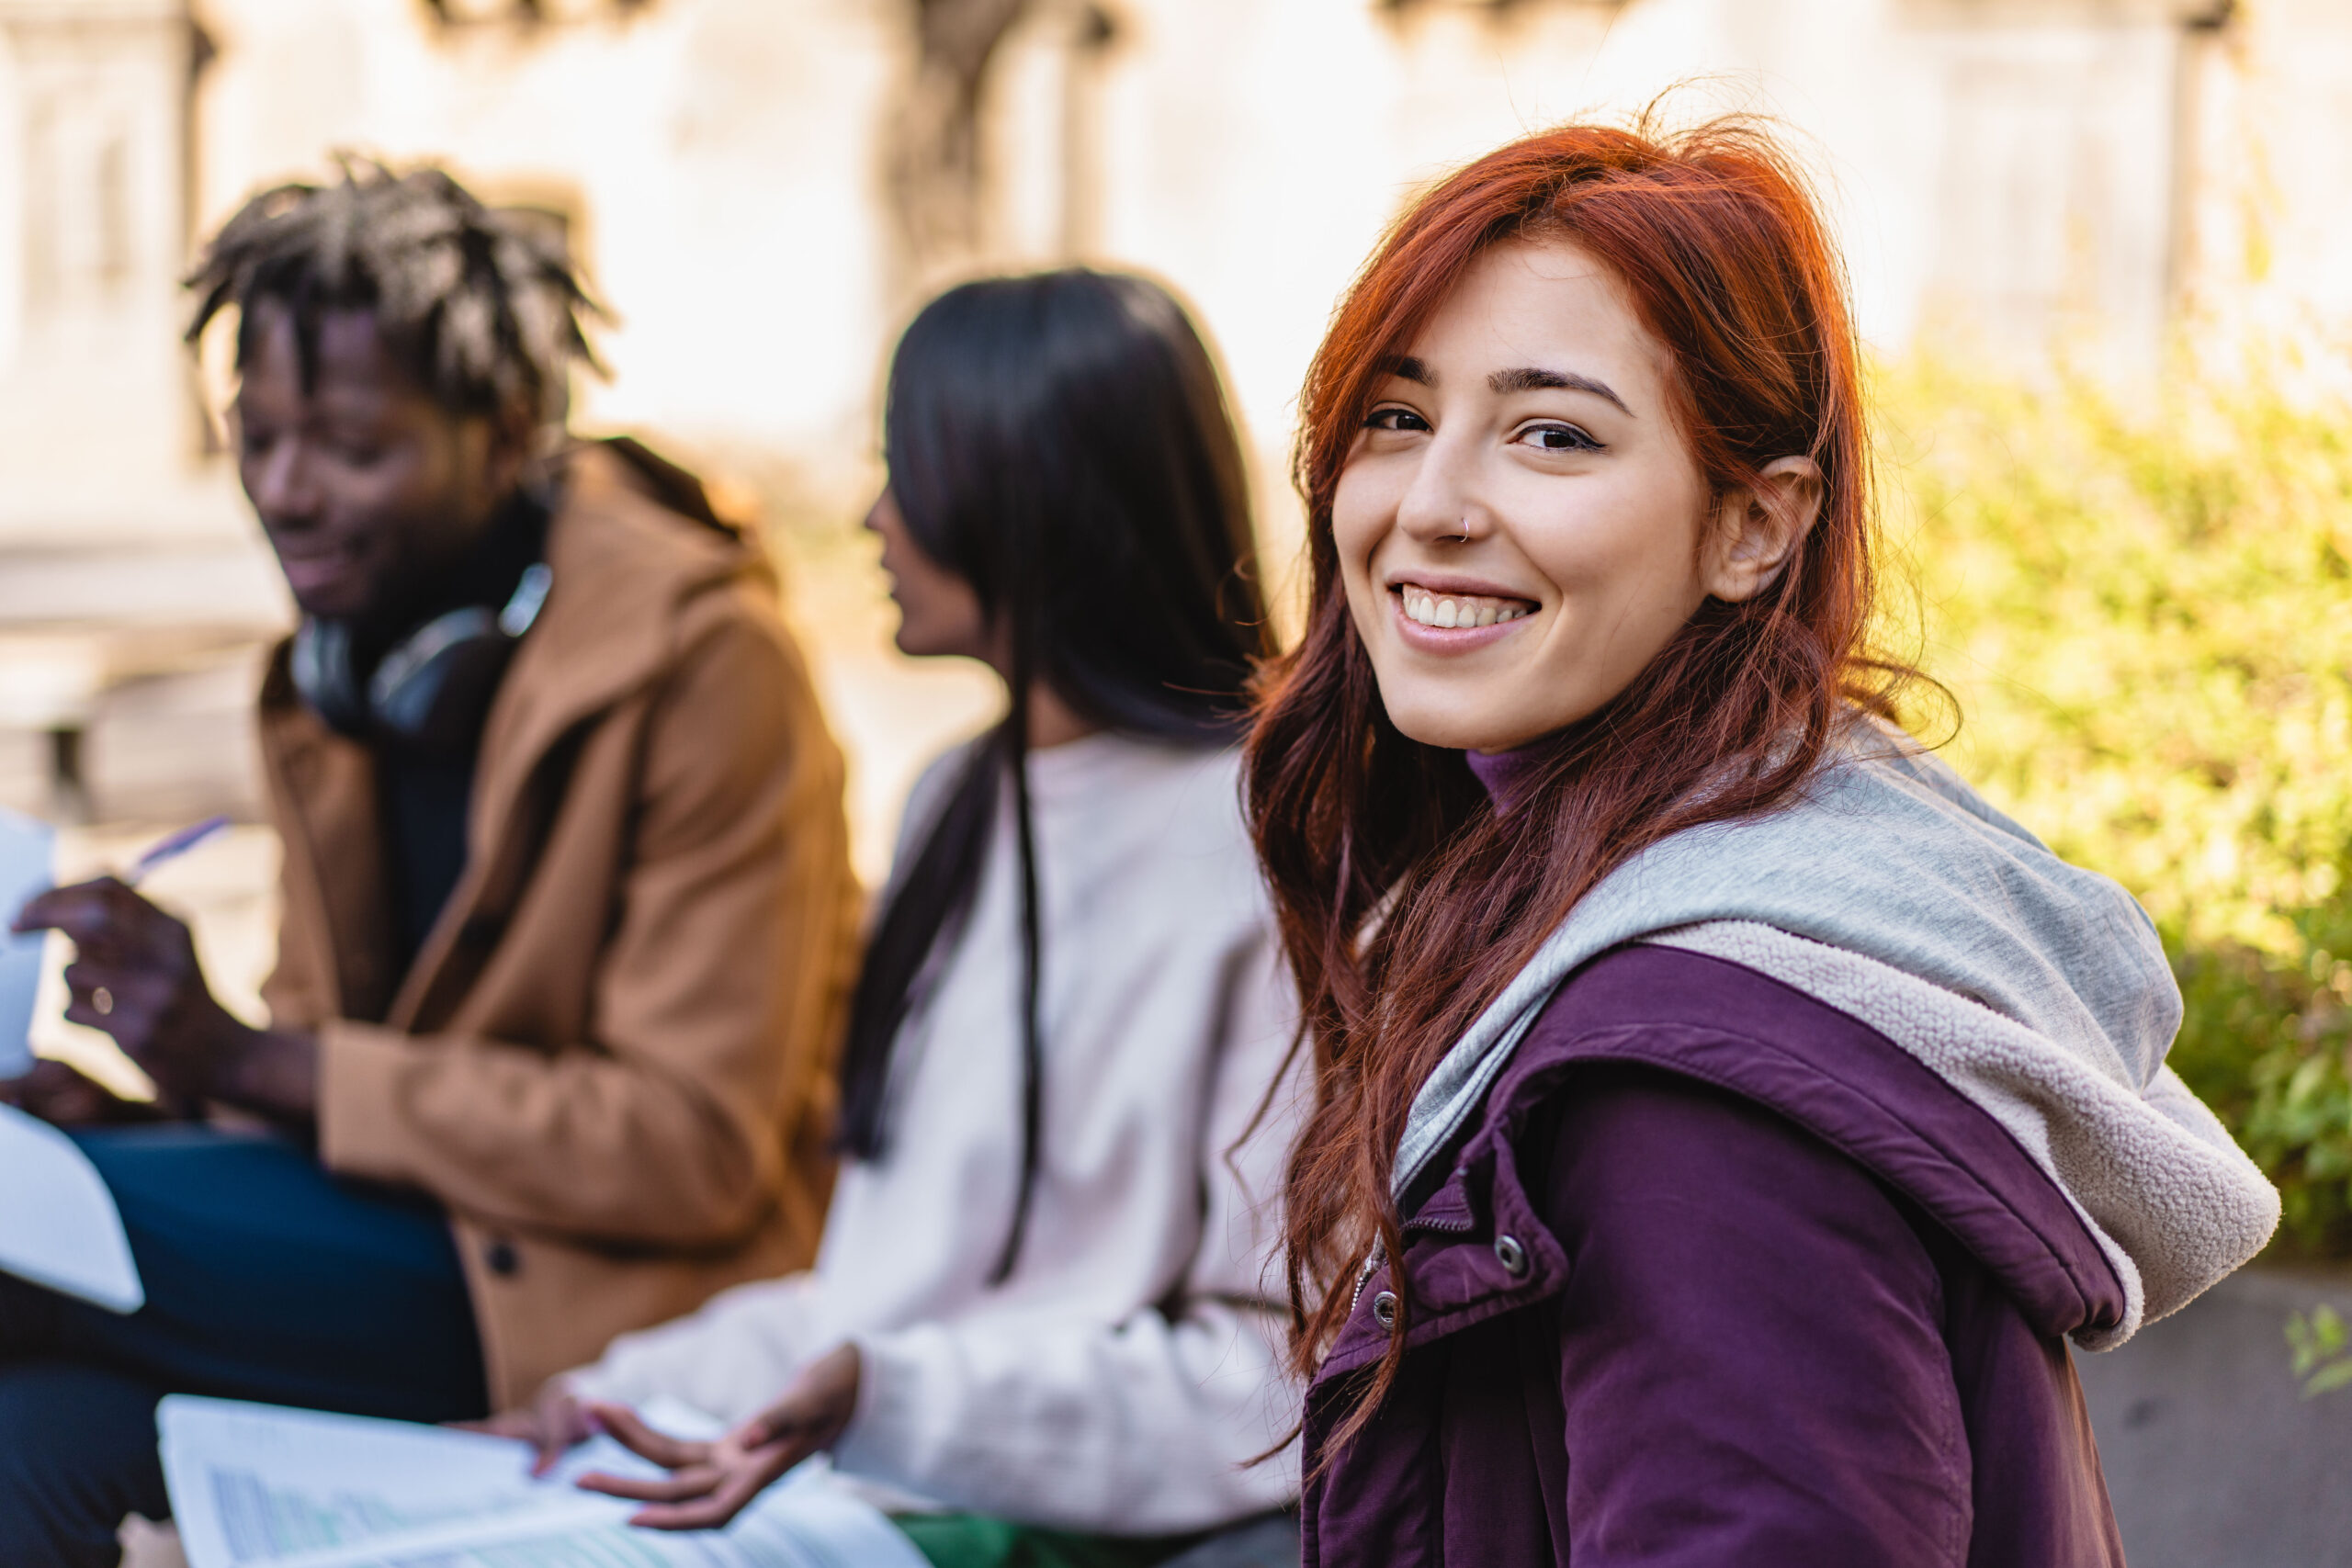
0, 1057, 175, 1127
12, 877, 319, 1123
576, 1344, 862, 1531
461, 1380, 599, 1477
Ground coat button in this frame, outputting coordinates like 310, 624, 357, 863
1494, 1234, 1529, 1278
484, 1239, 520, 1277
1372, 1290, 1400, 1332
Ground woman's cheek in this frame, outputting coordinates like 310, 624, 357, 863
1329, 466, 1383, 567
1329, 474, 1393, 627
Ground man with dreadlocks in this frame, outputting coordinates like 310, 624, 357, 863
0, 161, 858, 1564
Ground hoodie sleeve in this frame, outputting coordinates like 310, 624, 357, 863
828, 932, 1305, 1533
561, 1271, 828, 1424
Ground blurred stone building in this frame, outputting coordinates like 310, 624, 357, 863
0, 0, 2347, 831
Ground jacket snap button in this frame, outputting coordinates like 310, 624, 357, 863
1372, 1290, 1400, 1331
484, 1239, 520, 1277
1494, 1234, 1529, 1278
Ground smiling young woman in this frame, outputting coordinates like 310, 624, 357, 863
1331, 238, 1825, 751
1247, 118, 2278, 1565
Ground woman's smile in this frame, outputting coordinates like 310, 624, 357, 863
1386, 577, 1537, 650
1334, 239, 1722, 750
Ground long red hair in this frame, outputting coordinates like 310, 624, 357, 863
1246, 116, 1913, 1447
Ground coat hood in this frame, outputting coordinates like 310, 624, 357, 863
1407, 719, 2278, 1345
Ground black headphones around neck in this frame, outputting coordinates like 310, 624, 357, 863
291, 562, 553, 753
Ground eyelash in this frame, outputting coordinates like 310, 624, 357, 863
1517, 422, 1601, 454
1362, 406, 1604, 454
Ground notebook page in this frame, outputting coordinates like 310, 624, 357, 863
162, 1395, 930, 1568
0, 1100, 143, 1312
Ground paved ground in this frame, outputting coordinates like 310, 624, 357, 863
2078, 1264, 2352, 1566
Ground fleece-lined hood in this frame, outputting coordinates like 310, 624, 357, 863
1404, 719, 2278, 1347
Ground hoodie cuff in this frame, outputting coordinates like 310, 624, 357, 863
831, 1327, 946, 1500
556, 1361, 624, 1408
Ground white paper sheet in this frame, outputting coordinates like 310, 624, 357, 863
0, 807, 56, 1079
161, 1395, 933, 1568
0, 1100, 143, 1312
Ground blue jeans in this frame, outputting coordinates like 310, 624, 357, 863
0, 1126, 485, 1567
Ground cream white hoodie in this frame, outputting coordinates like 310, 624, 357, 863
568, 733, 1303, 1533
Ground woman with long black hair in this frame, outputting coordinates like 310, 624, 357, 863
484, 269, 1301, 1564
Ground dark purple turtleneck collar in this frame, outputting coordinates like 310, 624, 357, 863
1465, 743, 1547, 813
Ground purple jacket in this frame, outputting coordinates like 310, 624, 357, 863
1301, 942, 2130, 1567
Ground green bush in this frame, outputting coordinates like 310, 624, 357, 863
1879, 356, 2352, 1254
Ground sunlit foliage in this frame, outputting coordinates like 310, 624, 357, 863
1879, 357, 2352, 1253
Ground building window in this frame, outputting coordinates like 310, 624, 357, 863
22, 103, 138, 313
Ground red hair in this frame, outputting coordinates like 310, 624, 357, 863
1245, 116, 1912, 1449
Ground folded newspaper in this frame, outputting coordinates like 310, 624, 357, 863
160, 1395, 933, 1568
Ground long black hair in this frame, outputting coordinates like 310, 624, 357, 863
837, 269, 1272, 1282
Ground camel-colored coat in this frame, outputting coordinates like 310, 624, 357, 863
256, 441, 858, 1408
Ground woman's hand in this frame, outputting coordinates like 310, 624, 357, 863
577, 1344, 862, 1531
459, 1380, 599, 1477
12, 878, 318, 1123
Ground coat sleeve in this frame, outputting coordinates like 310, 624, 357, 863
314, 610, 855, 1248
1544, 1066, 1974, 1567
826, 931, 1306, 1534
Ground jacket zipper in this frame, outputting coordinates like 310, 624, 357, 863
1350, 1247, 1383, 1313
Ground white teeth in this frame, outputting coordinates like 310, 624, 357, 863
1399, 587, 1530, 628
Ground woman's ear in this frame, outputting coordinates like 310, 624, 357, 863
1702, 456, 1823, 604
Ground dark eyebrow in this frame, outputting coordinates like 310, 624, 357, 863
1488, 366, 1633, 415
1377, 355, 1432, 385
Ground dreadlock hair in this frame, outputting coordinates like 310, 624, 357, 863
185, 156, 601, 429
